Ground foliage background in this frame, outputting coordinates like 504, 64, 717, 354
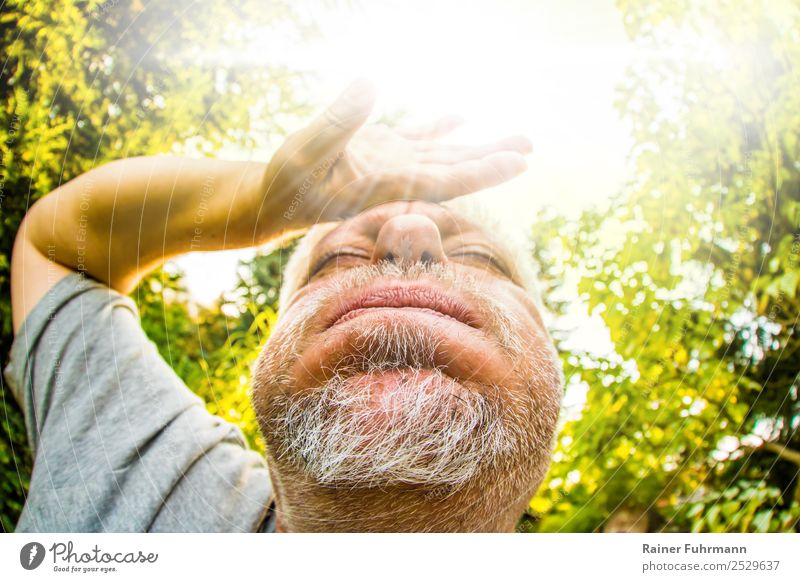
1, 0, 798, 532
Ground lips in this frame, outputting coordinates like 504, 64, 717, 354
283, 281, 519, 388
326, 284, 481, 330
294, 314, 508, 387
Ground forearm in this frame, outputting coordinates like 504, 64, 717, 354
15, 82, 532, 310
25, 156, 280, 293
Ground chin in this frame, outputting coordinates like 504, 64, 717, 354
256, 363, 526, 490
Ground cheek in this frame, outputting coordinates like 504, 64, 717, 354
256, 299, 322, 381
490, 286, 561, 390
262, 318, 311, 371
495, 283, 548, 342
271, 286, 331, 342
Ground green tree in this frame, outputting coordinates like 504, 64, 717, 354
132, 258, 281, 454
525, 0, 800, 532
0, 0, 312, 531
224, 242, 297, 335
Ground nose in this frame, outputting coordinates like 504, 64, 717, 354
372, 214, 447, 265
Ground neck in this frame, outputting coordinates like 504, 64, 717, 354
268, 466, 532, 532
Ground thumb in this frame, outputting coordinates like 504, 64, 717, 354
301, 79, 375, 157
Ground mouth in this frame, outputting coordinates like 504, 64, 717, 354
326, 283, 482, 330
287, 282, 515, 388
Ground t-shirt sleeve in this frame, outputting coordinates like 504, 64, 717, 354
3, 273, 272, 532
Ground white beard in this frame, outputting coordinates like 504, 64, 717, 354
266, 367, 521, 491
254, 260, 562, 493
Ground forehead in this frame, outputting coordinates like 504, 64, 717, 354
316, 200, 488, 246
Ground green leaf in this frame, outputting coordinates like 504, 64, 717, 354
779, 271, 800, 298
751, 510, 773, 533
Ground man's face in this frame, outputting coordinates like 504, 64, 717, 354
253, 201, 562, 500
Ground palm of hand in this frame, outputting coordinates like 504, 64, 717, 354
266, 82, 532, 228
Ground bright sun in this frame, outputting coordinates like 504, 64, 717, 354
176, 0, 635, 304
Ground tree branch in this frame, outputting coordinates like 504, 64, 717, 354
762, 442, 800, 467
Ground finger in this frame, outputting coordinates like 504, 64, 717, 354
360, 151, 528, 205
417, 135, 533, 164
395, 115, 463, 140
296, 79, 376, 159
425, 151, 529, 200
448, 151, 528, 191
351, 171, 440, 207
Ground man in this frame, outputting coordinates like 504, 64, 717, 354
6, 81, 563, 532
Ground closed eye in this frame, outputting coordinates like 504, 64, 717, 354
449, 250, 513, 278
308, 249, 370, 280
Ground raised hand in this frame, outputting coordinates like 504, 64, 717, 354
261, 80, 532, 228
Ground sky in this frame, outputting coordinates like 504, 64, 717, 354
176, 0, 635, 305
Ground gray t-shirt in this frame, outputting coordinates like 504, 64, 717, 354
4, 273, 274, 532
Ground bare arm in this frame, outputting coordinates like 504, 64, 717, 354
10, 157, 272, 332
11, 81, 531, 332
